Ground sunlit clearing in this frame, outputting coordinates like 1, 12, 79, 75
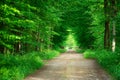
65, 33, 76, 51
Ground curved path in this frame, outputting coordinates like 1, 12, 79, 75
25, 51, 111, 80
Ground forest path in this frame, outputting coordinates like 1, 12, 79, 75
25, 50, 111, 80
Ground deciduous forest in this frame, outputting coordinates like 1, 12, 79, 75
0, 0, 120, 80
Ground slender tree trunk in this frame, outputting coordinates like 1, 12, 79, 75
0, 46, 4, 53
104, 0, 110, 49
104, 20, 110, 49
112, 20, 116, 52
111, 0, 117, 52
15, 41, 21, 53
40, 39, 44, 52
36, 32, 40, 51
4, 47, 10, 54
18, 41, 21, 52
47, 26, 52, 49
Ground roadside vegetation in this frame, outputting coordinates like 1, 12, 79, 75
0, 50, 64, 80
83, 49, 120, 80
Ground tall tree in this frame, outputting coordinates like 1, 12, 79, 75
110, 0, 117, 52
104, 0, 110, 50
104, 0, 118, 52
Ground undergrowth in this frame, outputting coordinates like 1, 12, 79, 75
0, 52, 44, 80
0, 49, 62, 80
39, 50, 60, 60
83, 49, 96, 58
83, 49, 120, 80
76, 49, 85, 53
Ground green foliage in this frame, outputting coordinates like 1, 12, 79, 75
83, 49, 120, 80
83, 49, 96, 59
0, 52, 44, 80
61, 1, 95, 49
65, 33, 77, 50
57, 49, 66, 53
0, 0, 68, 79
52, 25, 68, 49
96, 50, 120, 80
54, 47, 66, 53
75, 48, 85, 53
0, 49, 62, 80
39, 50, 60, 60
89, 0, 104, 49
0, 0, 68, 53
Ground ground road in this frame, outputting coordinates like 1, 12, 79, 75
25, 51, 111, 80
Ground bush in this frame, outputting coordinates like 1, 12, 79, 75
76, 49, 85, 53
83, 49, 120, 80
0, 52, 44, 80
95, 50, 118, 67
57, 48, 66, 53
83, 49, 96, 58
0, 50, 61, 80
95, 50, 120, 80
39, 50, 60, 60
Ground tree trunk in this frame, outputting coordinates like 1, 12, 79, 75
111, 0, 117, 52
36, 32, 40, 51
112, 20, 116, 52
0, 46, 4, 53
104, 0, 110, 49
104, 20, 110, 49
14, 41, 21, 53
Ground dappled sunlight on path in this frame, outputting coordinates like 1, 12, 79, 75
25, 51, 111, 80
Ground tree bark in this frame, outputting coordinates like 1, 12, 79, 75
104, 20, 110, 49
0, 46, 4, 53
111, 0, 117, 52
104, 0, 110, 49
112, 20, 116, 52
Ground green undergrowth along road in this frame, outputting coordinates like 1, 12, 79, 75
76, 49, 86, 53
0, 50, 63, 80
39, 49, 62, 60
83, 49, 120, 80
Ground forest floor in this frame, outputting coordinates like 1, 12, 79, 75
25, 50, 111, 80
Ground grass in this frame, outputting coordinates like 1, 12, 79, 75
0, 52, 44, 80
76, 48, 85, 53
83, 49, 96, 58
0, 49, 62, 80
39, 50, 60, 60
57, 48, 66, 53
83, 49, 120, 80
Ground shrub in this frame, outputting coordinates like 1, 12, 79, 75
83, 49, 120, 80
76, 49, 85, 53
0, 50, 61, 80
0, 52, 44, 80
57, 48, 66, 53
40, 50, 60, 60
95, 50, 120, 80
83, 49, 96, 58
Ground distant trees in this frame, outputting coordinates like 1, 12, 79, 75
60, 0, 95, 49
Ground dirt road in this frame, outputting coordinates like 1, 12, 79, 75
25, 51, 111, 80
